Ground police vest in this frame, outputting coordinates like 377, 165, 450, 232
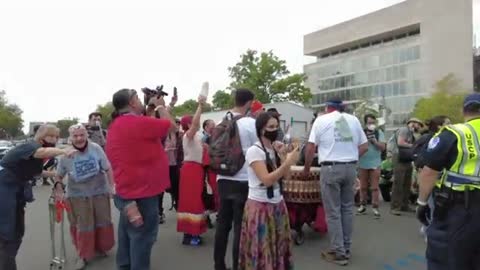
438, 119, 480, 191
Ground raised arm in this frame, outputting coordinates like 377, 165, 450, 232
185, 95, 207, 140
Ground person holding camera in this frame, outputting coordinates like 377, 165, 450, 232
357, 114, 386, 218
106, 88, 175, 270
86, 112, 107, 148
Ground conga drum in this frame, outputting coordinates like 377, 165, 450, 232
283, 166, 322, 245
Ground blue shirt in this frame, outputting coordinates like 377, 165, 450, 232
57, 142, 111, 198
359, 130, 385, 169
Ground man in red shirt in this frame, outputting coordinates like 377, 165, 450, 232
106, 88, 175, 270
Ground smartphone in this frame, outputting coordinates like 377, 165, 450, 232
173, 87, 178, 97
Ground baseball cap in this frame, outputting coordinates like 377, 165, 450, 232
251, 100, 264, 113
463, 93, 480, 108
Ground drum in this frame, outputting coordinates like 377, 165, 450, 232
283, 166, 321, 204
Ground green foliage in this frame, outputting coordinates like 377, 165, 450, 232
172, 99, 212, 117
413, 74, 466, 124
56, 118, 79, 138
212, 90, 234, 110
0, 91, 24, 138
228, 50, 312, 104
95, 102, 115, 128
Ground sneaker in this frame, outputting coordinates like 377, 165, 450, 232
401, 206, 416, 213
390, 209, 402, 216
190, 236, 203, 246
75, 258, 86, 270
373, 208, 381, 219
321, 250, 349, 266
357, 205, 367, 215
159, 214, 166, 224
345, 250, 351, 260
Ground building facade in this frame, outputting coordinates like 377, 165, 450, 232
304, 0, 474, 126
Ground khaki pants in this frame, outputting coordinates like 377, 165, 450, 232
391, 155, 413, 211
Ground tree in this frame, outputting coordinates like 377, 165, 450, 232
0, 91, 24, 138
413, 74, 466, 124
212, 90, 234, 110
227, 50, 312, 104
172, 99, 213, 117
95, 102, 115, 128
56, 118, 79, 138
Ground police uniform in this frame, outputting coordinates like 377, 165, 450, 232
422, 118, 480, 270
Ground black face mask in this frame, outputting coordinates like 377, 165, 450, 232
264, 129, 278, 142
42, 141, 56, 148
73, 140, 88, 152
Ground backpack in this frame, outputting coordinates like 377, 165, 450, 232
412, 133, 433, 169
208, 112, 245, 176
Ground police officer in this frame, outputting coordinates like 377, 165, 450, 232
417, 93, 480, 270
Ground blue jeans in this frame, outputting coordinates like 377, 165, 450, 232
114, 195, 159, 270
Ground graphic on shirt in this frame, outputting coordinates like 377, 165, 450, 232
428, 137, 440, 150
334, 115, 353, 142
72, 155, 100, 182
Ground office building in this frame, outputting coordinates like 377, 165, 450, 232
304, 0, 474, 126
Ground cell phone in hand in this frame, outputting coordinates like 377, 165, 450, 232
173, 87, 177, 97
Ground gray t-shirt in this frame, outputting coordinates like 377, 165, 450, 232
392, 127, 414, 154
57, 142, 111, 198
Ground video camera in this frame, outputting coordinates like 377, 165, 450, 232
141, 85, 169, 105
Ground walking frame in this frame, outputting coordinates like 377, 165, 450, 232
48, 191, 67, 270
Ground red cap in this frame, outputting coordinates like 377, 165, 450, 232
251, 100, 264, 113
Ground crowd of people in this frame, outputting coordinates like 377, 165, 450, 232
1, 82, 480, 270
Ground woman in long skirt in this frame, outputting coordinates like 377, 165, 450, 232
177, 95, 208, 246
54, 124, 115, 270
239, 112, 299, 270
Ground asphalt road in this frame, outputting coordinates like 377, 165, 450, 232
17, 185, 428, 270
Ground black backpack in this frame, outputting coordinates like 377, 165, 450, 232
412, 133, 433, 169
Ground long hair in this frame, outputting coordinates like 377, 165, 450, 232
111, 89, 135, 121
425, 115, 449, 133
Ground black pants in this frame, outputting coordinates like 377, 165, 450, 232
0, 205, 25, 270
427, 197, 480, 270
158, 192, 164, 215
168, 165, 180, 210
214, 180, 248, 270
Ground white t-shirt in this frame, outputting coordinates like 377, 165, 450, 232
308, 111, 368, 163
245, 142, 283, 204
217, 114, 258, 182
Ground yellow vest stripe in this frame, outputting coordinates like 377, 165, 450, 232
464, 123, 480, 176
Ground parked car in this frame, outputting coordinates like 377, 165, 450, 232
0, 140, 14, 160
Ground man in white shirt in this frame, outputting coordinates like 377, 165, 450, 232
214, 89, 257, 270
304, 98, 368, 266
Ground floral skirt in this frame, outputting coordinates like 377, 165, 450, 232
239, 199, 294, 270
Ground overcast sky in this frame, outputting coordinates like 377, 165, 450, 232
0, 0, 479, 132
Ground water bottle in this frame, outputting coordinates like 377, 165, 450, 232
200, 82, 209, 99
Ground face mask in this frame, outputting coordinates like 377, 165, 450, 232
73, 140, 88, 152
367, 124, 376, 131
264, 129, 278, 142
42, 140, 56, 148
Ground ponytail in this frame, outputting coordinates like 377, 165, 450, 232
111, 110, 120, 121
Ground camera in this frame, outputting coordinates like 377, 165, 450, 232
141, 85, 169, 105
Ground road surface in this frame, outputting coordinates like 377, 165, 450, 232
18, 185, 427, 270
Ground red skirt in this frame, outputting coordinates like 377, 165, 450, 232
177, 162, 207, 236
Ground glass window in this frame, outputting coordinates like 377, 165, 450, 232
399, 65, 407, 79
392, 66, 399, 80
385, 84, 392, 97
374, 85, 380, 97
392, 50, 400, 64
400, 48, 408, 63
380, 52, 393, 66
386, 67, 393, 81
399, 82, 407, 95
393, 82, 400, 96
413, 46, 420, 60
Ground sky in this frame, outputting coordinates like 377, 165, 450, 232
0, 0, 479, 133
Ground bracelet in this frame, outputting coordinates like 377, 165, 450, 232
53, 181, 65, 191
417, 199, 428, 206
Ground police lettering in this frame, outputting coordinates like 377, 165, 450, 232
465, 133, 477, 159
